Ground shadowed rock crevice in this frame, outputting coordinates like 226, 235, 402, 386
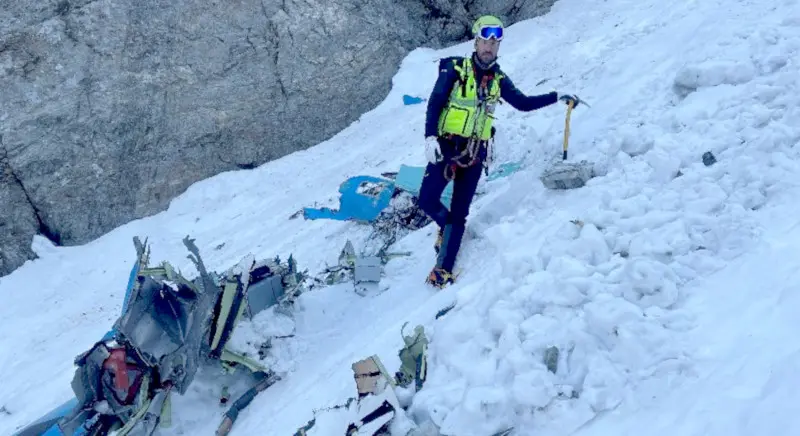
0, 137, 41, 273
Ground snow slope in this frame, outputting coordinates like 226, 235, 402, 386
3, 0, 800, 434
571, 207, 800, 436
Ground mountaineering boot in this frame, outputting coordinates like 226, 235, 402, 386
425, 267, 455, 289
433, 227, 444, 254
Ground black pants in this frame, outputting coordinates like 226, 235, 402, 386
418, 136, 486, 272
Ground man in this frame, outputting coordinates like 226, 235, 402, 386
420, 15, 581, 288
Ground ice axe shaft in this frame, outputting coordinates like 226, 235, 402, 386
563, 99, 574, 160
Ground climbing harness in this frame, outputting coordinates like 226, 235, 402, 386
442, 137, 485, 181
441, 63, 497, 181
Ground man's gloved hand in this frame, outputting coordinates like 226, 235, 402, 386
425, 136, 443, 164
557, 93, 581, 108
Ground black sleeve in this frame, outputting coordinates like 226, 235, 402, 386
499, 74, 558, 112
424, 58, 460, 137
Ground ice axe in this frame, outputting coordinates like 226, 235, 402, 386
539, 97, 594, 190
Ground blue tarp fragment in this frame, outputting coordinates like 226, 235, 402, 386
486, 161, 524, 181
303, 175, 395, 222
394, 164, 454, 209
402, 95, 425, 105
302, 160, 526, 223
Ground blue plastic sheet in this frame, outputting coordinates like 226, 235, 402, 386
486, 161, 524, 181
303, 160, 525, 224
402, 94, 425, 105
394, 164, 454, 209
303, 175, 395, 222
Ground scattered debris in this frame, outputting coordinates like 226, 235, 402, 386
286, 324, 431, 435
257, 340, 272, 359
702, 151, 717, 166
217, 371, 282, 436
396, 324, 428, 391
302, 162, 521, 228
402, 94, 425, 105
535, 76, 556, 86
347, 355, 401, 435
315, 240, 411, 296
365, 191, 432, 255
435, 302, 456, 319
544, 346, 560, 374
486, 161, 524, 181
354, 255, 383, 296
220, 386, 231, 406
356, 180, 390, 196
15, 236, 308, 436
289, 208, 305, 220
294, 417, 317, 436
293, 397, 358, 435
303, 175, 394, 222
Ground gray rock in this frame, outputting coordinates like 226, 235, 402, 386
543, 345, 559, 374
0, 139, 40, 273
0, 0, 556, 276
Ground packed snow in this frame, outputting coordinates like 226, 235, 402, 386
2, 0, 800, 434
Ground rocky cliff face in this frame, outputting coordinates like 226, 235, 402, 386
0, 0, 555, 276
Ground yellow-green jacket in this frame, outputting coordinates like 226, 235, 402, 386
425, 53, 558, 140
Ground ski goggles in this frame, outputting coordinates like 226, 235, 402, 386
477, 25, 503, 41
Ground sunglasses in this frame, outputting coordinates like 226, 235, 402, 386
477, 26, 503, 41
